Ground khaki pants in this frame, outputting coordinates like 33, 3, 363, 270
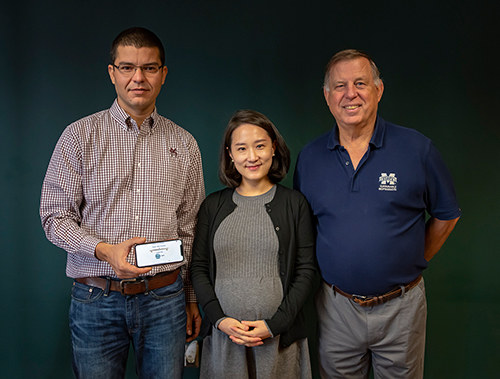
316, 279, 427, 379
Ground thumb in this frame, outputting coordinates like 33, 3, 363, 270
236, 321, 250, 331
129, 236, 147, 246
241, 320, 259, 329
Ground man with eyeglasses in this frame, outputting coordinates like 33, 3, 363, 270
40, 27, 205, 378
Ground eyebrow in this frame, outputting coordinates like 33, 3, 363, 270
333, 76, 370, 84
117, 61, 161, 66
234, 138, 268, 144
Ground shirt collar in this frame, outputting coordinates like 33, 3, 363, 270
109, 99, 158, 131
370, 115, 385, 148
327, 115, 385, 150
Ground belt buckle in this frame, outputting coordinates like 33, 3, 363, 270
352, 294, 368, 302
119, 278, 138, 295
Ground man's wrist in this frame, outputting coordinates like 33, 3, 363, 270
94, 242, 108, 261
78, 235, 104, 261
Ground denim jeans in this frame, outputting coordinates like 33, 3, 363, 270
69, 274, 186, 379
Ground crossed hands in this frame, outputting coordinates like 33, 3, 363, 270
218, 317, 271, 347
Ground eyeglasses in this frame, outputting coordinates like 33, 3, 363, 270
112, 64, 164, 76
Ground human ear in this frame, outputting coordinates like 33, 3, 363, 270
108, 65, 116, 85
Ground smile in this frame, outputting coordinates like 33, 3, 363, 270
246, 165, 261, 170
344, 105, 361, 110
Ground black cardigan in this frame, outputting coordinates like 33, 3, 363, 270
191, 184, 316, 348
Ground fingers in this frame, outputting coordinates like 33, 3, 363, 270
229, 335, 264, 347
128, 236, 147, 247
115, 263, 152, 279
241, 320, 258, 328
186, 303, 202, 342
219, 318, 267, 346
229, 325, 264, 345
95, 238, 151, 278
238, 320, 272, 340
219, 318, 248, 336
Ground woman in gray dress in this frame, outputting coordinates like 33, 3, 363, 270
191, 110, 316, 379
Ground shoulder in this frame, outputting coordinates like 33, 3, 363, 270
274, 184, 308, 205
296, 129, 334, 169
276, 184, 303, 197
155, 114, 198, 143
64, 109, 108, 134
382, 119, 432, 148
202, 188, 234, 207
55, 109, 110, 150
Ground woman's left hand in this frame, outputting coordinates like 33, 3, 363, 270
229, 320, 272, 347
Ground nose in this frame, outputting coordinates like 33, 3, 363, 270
345, 83, 357, 99
132, 67, 146, 82
247, 148, 258, 161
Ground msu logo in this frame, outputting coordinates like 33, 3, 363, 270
379, 173, 397, 191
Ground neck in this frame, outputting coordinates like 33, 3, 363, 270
236, 178, 274, 197
117, 100, 155, 129
337, 122, 375, 149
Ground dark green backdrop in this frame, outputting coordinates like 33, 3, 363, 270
1, 0, 498, 378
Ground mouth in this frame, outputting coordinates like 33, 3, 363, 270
343, 105, 361, 110
246, 164, 261, 171
130, 88, 149, 94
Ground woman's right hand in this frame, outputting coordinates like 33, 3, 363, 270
218, 318, 263, 347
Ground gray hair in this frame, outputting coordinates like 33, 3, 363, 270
323, 49, 382, 91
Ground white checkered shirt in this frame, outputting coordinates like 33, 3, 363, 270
40, 100, 205, 301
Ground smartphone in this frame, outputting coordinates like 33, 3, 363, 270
135, 239, 184, 268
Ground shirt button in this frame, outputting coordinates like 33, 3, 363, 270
135, 216, 139, 220
138, 163, 141, 167
345, 161, 350, 165
281, 272, 285, 276
275, 226, 280, 231
137, 189, 140, 193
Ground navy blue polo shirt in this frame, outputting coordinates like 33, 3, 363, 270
294, 116, 461, 295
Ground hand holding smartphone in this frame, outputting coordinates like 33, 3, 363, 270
135, 239, 184, 268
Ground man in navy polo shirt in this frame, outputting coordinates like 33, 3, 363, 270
294, 49, 461, 378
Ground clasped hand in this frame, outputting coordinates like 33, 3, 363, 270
218, 318, 271, 347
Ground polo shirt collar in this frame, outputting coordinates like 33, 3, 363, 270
370, 115, 385, 149
327, 115, 385, 150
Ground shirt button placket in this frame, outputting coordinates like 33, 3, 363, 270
132, 131, 146, 232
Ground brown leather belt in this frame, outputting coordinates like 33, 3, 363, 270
75, 269, 180, 296
324, 275, 422, 307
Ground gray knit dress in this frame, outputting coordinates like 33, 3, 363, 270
199, 186, 312, 379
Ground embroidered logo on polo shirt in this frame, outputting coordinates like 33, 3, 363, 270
378, 173, 397, 191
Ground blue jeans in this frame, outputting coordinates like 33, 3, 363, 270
69, 274, 186, 379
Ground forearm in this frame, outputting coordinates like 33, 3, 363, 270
424, 216, 460, 261
191, 257, 226, 323
266, 197, 316, 335
266, 268, 315, 335
40, 192, 101, 259
190, 199, 227, 323
40, 130, 102, 259
177, 146, 205, 302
